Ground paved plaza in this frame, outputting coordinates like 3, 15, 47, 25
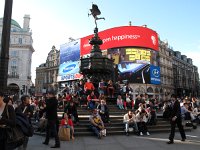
27, 127, 200, 150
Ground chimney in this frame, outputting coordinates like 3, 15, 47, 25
23, 14, 30, 31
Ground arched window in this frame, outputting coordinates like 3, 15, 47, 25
147, 87, 153, 93
135, 87, 145, 94
155, 87, 159, 93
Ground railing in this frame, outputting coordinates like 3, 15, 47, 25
8, 74, 19, 78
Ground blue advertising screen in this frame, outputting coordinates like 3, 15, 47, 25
150, 65, 161, 84
57, 39, 82, 81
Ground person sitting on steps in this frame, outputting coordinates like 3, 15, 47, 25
89, 109, 105, 139
123, 110, 138, 136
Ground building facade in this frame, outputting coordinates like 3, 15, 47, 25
130, 40, 174, 101
0, 15, 34, 95
157, 40, 174, 100
35, 25, 200, 99
35, 46, 59, 96
171, 50, 199, 98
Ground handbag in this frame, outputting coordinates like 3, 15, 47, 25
5, 105, 25, 149
101, 129, 106, 136
58, 127, 70, 141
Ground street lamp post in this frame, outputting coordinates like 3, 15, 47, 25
0, 0, 13, 92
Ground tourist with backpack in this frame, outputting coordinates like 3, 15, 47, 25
15, 95, 33, 150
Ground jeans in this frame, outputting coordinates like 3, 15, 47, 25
137, 122, 148, 133
118, 104, 124, 109
90, 125, 101, 137
124, 121, 138, 133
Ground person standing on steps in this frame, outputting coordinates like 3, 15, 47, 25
167, 94, 186, 144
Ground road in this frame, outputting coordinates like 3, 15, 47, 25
27, 127, 200, 150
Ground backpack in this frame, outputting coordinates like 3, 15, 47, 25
15, 112, 34, 137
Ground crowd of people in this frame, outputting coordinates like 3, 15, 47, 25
0, 78, 200, 149
163, 96, 200, 126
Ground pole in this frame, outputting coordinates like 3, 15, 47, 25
0, 0, 13, 91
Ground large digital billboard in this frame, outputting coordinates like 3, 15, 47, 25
80, 26, 159, 56
58, 26, 159, 83
106, 47, 160, 84
57, 40, 82, 82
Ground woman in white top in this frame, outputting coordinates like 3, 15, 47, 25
136, 109, 150, 136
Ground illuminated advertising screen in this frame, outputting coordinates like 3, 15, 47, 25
117, 63, 160, 84
58, 26, 159, 83
106, 47, 159, 84
80, 26, 159, 56
57, 39, 82, 81
150, 65, 161, 84
118, 63, 151, 83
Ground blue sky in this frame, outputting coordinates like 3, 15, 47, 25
0, 0, 200, 81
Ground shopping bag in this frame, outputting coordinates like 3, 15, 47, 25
101, 129, 106, 136
58, 127, 70, 141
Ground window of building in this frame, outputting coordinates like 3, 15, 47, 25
10, 59, 18, 77
155, 88, 159, 93
10, 51, 18, 57
147, 87, 153, 93
19, 38, 22, 44
11, 60, 17, 68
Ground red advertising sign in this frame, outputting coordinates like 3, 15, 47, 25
80, 26, 159, 56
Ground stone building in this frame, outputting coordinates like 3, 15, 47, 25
0, 15, 34, 95
171, 50, 199, 97
35, 46, 59, 96
156, 40, 173, 100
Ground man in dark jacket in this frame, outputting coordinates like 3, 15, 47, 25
167, 94, 186, 144
15, 95, 33, 150
43, 91, 60, 148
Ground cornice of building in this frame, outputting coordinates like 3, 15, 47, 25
10, 44, 35, 52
